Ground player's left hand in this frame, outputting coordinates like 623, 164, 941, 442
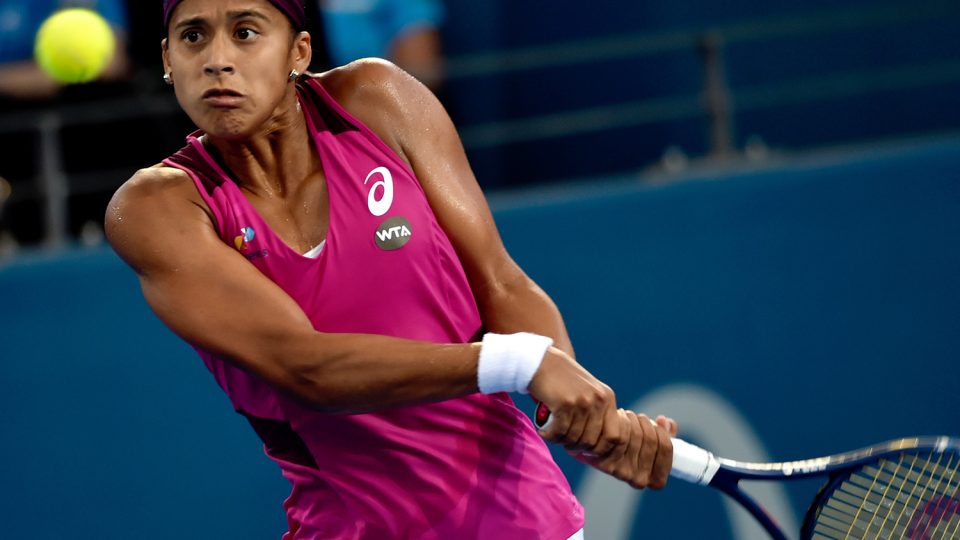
574, 409, 676, 490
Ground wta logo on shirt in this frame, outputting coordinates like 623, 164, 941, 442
375, 216, 413, 251
234, 226, 268, 260
365, 166, 413, 251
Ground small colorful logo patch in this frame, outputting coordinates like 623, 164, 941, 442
234, 227, 255, 251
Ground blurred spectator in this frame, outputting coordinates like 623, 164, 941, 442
316, 0, 445, 90
0, 0, 131, 102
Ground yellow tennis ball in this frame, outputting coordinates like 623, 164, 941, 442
34, 8, 116, 84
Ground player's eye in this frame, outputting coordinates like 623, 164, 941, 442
236, 27, 259, 41
182, 30, 202, 44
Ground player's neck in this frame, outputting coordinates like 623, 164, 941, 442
204, 97, 318, 198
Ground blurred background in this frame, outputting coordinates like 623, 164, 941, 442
1, 0, 958, 539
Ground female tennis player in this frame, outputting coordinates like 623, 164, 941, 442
106, 1, 677, 537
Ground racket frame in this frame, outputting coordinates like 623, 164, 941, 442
533, 403, 955, 539
700, 436, 955, 540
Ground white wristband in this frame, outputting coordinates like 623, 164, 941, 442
477, 332, 553, 395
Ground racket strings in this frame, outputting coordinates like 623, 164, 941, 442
809, 450, 960, 539
901, 452, 960, 539
875, 453, 924, 537
878, 453, 960, 539
942, 455, 960, 539
888, 450, 946, 537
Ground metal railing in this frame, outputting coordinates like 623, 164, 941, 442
447, 1, 960, 150
0, 93, 182, 248
1, 1, 957, 248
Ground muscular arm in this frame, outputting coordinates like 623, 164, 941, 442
105, 168, 479, 414
109, 62, 669, 488
408, 111, 575, 357
332, 61, 674, 488
327, 60, 623, 443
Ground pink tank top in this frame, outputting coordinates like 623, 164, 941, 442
162, 78, 583, 540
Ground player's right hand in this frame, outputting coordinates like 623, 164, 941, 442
528, 347, 624, 457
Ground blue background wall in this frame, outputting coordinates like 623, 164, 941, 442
441, 0, 960, 188
1, 137, 958, 538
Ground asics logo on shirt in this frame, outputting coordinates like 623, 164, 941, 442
364, 166, 394, 216
364, 166, 413, 250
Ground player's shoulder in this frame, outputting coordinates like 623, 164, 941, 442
106, 166, 205, 239
112, 164, 194, 203
310, 59, 433, 160
312, 58, 425, 119
314, 58, 413, 97
106, 165, 213, 271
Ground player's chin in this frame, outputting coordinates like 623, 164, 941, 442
198, 113, 257, 141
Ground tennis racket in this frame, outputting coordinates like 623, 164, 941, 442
534, 402, 960, 540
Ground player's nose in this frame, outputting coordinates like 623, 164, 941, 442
203, 34, 235, 76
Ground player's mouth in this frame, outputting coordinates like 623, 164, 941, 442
202, 88, 244, 107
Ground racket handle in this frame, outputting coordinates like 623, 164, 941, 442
533, 402, 719, 485
670, 438, 719, 485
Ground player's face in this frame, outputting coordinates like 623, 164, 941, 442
162, 0, 309, 140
